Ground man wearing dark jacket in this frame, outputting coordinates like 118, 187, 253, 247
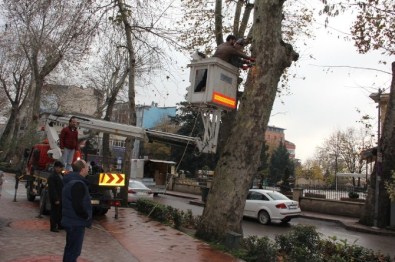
48, 161, 64, 232
213, 35, 253, 64
62, 160, 92, 262
60, 117, 79, 171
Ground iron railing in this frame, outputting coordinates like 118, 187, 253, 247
296, 184, 367, 200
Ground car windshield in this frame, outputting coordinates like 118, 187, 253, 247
266, 191, 289, 201
129, 180, 147, 189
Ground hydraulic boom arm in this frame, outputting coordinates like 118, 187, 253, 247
45, 113, 219, 156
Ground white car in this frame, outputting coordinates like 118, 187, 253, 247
128, 180, 153, 203
244, 189, 301, 225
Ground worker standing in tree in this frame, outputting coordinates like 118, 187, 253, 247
60, 117, 79, 171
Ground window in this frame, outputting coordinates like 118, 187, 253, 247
247, 192, 269, 201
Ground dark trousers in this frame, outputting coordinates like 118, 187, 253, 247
50, 202, 62, 230
63, 226, 85, 262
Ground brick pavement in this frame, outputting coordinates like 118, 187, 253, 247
0, 172, 238, 262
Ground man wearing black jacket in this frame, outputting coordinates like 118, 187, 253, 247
48, 161, 64, 232
61, 160, 92, 262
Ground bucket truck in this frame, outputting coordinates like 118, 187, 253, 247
22, 111, 220, 215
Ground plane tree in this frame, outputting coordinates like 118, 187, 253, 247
321, 0, 395, 56
0, 0, 100, 164
101, 0, 183, 204
321, 0, 395, 227
195, 0, 299, 242
0, 30, 30, 161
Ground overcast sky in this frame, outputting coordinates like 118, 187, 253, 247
269, 10, 391, 162
134, 5, 392, 164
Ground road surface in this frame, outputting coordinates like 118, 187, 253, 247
153, 194, 395, 257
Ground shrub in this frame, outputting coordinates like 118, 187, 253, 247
348, 191, 359, 199
239, 236, 277, 262
135, 198, 168, 222
319, 236, 392, 262
135, 198, 199, 230
275, 225, 322, 262
135, 199, 392, 262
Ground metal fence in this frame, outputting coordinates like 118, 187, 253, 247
296, 184, 367, 200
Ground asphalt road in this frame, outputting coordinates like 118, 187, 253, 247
152, 194, 395, 258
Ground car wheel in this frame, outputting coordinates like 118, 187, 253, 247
258, 210, 270, 225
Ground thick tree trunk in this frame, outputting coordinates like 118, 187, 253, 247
361, 62, 395, 227
0, 106, 19, 161
196, 0, 298, 241
117, 0, 136, 205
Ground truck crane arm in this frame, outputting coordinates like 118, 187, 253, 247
45, 113, 218, 156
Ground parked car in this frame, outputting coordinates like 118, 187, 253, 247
243, 189, 301, 225
128, 180, 153, 203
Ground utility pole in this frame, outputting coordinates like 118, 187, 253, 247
373, 88, 382, 229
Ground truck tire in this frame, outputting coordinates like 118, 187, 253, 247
93, 207, 109, 216
26, 183, 36, 202
39, 189, 50, 215
99, 208, 109, 216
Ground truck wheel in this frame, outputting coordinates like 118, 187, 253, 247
99, 209, 109, 215
26, 184, 36, 202
93, 207, 109, 216
39, 189, 50, 215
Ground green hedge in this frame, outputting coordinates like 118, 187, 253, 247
134, 199, 392, 262
135, 198, 198, 230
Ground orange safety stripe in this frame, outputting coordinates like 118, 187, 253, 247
212, 91, 236, 109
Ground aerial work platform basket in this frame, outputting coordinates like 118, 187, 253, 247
187, 57, 238, 111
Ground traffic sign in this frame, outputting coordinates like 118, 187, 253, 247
99, 173, 125, 186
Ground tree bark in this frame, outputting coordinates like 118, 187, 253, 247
196, 0, 298, 241
361, 62, 395, 227
116, 0, 137, 205
102, 67, 129, 171
0, 106, 19, 160
379, 62, 395, 227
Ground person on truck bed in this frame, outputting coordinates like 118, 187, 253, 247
60, 117, 79, 171
61, 159, 92, 262
48, 161, 64, 232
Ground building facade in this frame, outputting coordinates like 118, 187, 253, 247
265, 125, 296, 159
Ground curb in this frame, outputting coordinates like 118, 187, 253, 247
164, 192, 200, 200
301, 214, 395, 237
166, 191, 395, 237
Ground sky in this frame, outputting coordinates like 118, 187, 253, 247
135, 6, 392, 164
269, 12, 391, 163
0, 2, 390, 164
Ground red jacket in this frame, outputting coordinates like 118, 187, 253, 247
60, 126, 79, 150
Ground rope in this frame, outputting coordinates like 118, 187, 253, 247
175, 107, 201, 173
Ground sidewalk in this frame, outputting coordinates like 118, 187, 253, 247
0, 173, 239, 262
165, 190, 395, 237
1, 171, 394, 262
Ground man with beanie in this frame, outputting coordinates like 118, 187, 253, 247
48, 161, 64, 232
61, 159, 92, 262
